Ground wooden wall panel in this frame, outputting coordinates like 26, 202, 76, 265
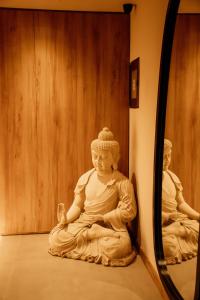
165, 15, 200, 211
0, 9, 130, 234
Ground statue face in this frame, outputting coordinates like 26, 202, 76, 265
163, 148, 172, 171
91, 149, 114, 174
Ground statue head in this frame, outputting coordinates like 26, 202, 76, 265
91, 127, 120, 174
163, 139, 172, 171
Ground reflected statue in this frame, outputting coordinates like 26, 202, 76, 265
162, 139, 200, 264
49, 127, 137, 266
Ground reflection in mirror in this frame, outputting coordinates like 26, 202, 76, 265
162, 139, 199, 263
162, 11, 200, 300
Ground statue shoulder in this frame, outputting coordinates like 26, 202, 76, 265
77, 168, 95, 184
167, 170, 181, 184
114, 171, 133, 190
167, 170, 183, 192
74, 168, 95, 194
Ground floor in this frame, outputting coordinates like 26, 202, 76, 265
0, 234, 163, 300
168, 257, 197, 300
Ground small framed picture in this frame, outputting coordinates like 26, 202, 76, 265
129, 57, 140, 108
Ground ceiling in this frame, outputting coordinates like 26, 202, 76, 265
0, 0, 137, 12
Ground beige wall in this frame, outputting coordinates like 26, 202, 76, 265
129, 0, 168, 269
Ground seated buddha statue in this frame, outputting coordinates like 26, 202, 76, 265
162, 139, 199, 264
49, 127, 137, 266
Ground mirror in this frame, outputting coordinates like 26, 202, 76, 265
154, 0, 200, 299
163, 9, 200, 300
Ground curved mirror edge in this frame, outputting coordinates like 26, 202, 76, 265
153, 0, 185, 299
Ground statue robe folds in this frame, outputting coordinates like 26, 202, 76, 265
162, 170, 199, 263
49, 169, 137, 266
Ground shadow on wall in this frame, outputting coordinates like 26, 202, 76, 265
128, 173, 141, 253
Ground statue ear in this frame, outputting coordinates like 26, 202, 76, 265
112, 162, 118, 170
112, 152, 120, 170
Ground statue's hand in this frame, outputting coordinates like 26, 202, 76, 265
56, 223, 67, 230
88, 214, 104, 223
57, 203, 64, 222
57, 203, 67, 225
169, 212, 178, 221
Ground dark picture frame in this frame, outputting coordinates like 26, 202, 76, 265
129, 57, 140, 108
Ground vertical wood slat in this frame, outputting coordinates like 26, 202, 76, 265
165, 15, 200, 211
0, 9, 130, 234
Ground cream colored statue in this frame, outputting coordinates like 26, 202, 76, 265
162, 139, 199, 264
49, 127, 137, 266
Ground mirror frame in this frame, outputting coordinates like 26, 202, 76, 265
153, 0, 184, 299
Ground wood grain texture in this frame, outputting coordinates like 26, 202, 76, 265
0, 9, 130, 234
165, 14, 200, 211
